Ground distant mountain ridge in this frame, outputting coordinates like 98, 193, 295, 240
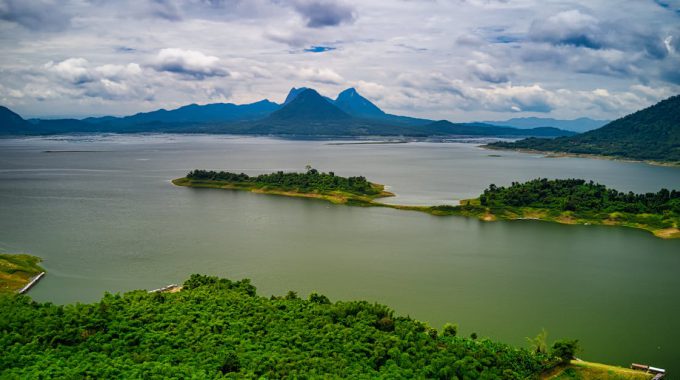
424, 120, 576, 137
0, 87, 574, 138
483, 117, 609, 133
85, 100, 280, 126
488, 95, 680, 163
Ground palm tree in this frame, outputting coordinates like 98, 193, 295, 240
526, 328, 548, 354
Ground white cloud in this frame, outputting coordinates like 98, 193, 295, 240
0, 0, 71, 31
291, 0, 356, 28
95, 63, 142, 80
41, 58, 153, 101
295, 67, 344, 84
468, 61, 511, 83
152, 48, 228, 79
45, 58, 95, 84
1, 0, 679, 120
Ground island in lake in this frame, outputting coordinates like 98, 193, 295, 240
174, 169, 680, 239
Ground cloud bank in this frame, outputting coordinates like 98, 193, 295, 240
0, 0, 678, 120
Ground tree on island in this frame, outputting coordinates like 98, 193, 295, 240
551, 339, 580, 364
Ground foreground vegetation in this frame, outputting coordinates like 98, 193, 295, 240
174, 170, 680, 239
0, 274, 579, 378
0, 254, 44, 294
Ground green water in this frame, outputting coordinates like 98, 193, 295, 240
1, 135, 679, 371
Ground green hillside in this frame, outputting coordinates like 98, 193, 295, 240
0, 274, 574, 378
488, 95, 680, 163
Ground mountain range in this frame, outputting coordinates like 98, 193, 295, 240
483, 117, 609, 133
488, 95, 680, 163
0, 87, 576, 137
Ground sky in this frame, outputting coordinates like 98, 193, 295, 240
0, 0, 679, 121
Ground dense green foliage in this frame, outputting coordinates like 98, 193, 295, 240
551, 340, 580, 365
186, 167, 380, 196
488, 94, 680, 162
0, 274, 559, 378
479, 179, 680, 214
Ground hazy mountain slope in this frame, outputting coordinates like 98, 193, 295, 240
425, 120, 576, 137
0, 106, 29, 133
333, 88, 432, 126
85, 100, 280, 126
483, 117, 608, 133
267, 89, 351, 122
334, 88, 386, 118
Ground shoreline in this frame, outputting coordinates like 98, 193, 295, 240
172, 178, 679, 239
18, 272, 46, 294
483, 145, 680, 168
0, 254, 46, 294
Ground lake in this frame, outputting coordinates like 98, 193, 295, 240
1, 134, 679, 371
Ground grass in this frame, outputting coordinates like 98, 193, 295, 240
172, 177, 679, 239
542, 361, 654, 380
0, 254, 45, 294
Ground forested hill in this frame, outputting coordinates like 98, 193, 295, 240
487, 95, 680, 163
0, 274, 574, 378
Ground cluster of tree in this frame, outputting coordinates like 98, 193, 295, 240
487, 95, 680, 162
479, 178, 680, 214
186, 167, 379, 196
0, 274, 573, 378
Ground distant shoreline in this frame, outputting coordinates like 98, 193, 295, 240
483, 145, 680, 168
172, 177, 680, 239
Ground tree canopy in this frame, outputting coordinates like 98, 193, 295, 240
480, 178, 680, 214
0, 274, 562, 379
186, 168, 380, 196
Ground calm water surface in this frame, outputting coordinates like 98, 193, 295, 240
1, 134, 679, 371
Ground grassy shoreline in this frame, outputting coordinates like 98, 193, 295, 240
173, 177, 679, 239
0, 254, 45, 294
542, 360, 654, 379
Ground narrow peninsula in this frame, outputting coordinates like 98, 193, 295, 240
174, 170, 680, 239
172, 167, 394, 205
0, 254, 45, 294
